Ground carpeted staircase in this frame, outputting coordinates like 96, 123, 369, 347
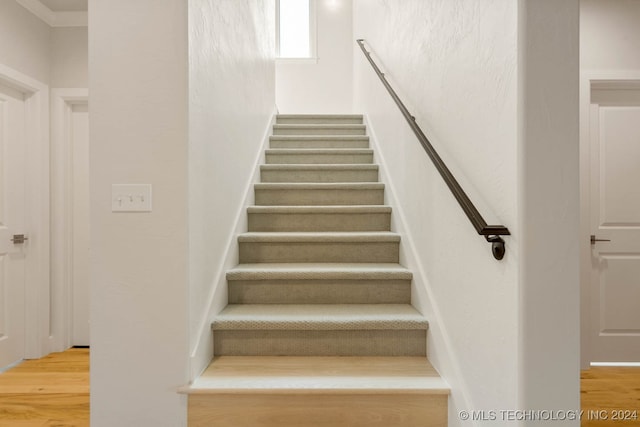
187, 115, 449, 427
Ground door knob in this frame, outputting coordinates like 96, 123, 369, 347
10, 234, 28, 244
590, 235, 611, 245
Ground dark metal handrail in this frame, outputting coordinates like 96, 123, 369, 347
356, 39, 510, 260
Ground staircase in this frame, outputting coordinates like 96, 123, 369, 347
187, 115, 449, 427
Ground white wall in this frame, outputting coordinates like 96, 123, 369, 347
276, 0, 353, 113
354, 0, 580, 424
189, 0, 276, 379
581, 0, 640, 70
0, 0, 50, 84
518, 0, 580, 420
89, 1, 189, 425
51, 26, 88, 88
353, 1, 519, 423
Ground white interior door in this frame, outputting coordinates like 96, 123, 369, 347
0, 82, 27, 368
71, 103, 90, 346
589, 84, 640, 362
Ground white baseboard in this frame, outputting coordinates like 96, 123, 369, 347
590, 362, 640, 367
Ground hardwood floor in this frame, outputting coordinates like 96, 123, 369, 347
581, 367, 640, 427
0, 348, 89, 427
0, 349, 637, 427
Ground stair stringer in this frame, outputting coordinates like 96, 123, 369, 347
363, 114, 475, 427
189, 110, 277, 381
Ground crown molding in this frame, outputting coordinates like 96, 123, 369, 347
16, 0, 87, 27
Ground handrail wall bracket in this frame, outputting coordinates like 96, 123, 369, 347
356, 39, 510, 261
486, 235, 506, 261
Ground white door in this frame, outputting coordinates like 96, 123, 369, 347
71, 103, 90, 346
589, 84, 640, 362
0, 83, 27, 368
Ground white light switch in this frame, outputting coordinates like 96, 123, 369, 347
112, 184, 152, 212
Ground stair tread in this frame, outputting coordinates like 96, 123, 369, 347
212, 304, 427, 330
227, 263, 412, 280
255, 182, 383, 189
261, 164, 378, 170
277, 114, 364, 119
273, 124, 366, 129
238, 231, 400, 242
270, 135, 369, 140
188, 356, 449, 394
247, 205, 391, 213
266, 148, 373, 154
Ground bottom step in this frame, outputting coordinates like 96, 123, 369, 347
187, 356, 449, 427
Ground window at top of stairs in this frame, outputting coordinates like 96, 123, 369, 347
276, 0, 316, 60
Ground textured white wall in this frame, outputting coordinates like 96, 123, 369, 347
189, 0, 276, 379
354, 0, 580, 424
581, 0, 640, 70
51, 27, 88, 88
0, 0, 50, 83
276, 0, 353, 113
353, 1, 518, 423
89, 1, 189, 425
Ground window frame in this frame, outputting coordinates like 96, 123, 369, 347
275, 0, 318, 63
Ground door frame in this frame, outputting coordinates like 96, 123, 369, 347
50, 89, 89, 352
580, 69, 640, 368
0, 63, 50, 359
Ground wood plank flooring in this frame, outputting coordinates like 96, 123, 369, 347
0, 348, 89, 427
581, 367, 640, 427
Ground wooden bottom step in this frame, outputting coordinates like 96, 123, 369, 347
186, 356, 449, 427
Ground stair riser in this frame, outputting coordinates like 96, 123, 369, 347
255, 188, 384, 206
266, 152, 373, 164
228, 279, 410, 304
261, 169, 378, 183
273, 127, 366, 136
188, 394, 447, 427
238, 241, 399, 263
248, 212, 391, 232
270, 139, 369, 149
213, 330, 426, 356
276, 117, 364, 125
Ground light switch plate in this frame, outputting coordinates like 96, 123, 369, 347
112, 184, 152, 212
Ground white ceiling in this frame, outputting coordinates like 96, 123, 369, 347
38, 0, 87, 12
